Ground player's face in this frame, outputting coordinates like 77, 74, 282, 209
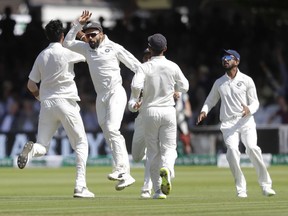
85, 29, 103, 49
222, 55, 238, 69
142, 53, 151, 63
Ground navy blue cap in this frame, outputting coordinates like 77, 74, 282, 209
224, 49, 240, 60
148, 33, 167, 51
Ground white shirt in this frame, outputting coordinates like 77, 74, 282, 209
201, 69, 259, 122
63, 21, 141, 96
129, 56, 189, 111
29, 43, 85, 101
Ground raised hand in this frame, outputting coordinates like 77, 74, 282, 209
79, 10, 92, 25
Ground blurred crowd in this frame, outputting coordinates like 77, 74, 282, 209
0, 5, 288, 135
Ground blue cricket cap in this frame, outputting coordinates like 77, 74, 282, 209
224, 49, 240, 60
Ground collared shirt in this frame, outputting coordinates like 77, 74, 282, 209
63, 21, 141, 96
29, 43, 85, 101
130, 56, 189, 110
201, 69, 259, 122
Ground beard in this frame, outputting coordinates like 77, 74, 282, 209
222, 62, 235, 70
89, 41, 100, 49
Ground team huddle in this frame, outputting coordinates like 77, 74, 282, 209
17, 10, 276, 199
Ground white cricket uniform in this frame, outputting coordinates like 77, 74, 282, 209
200, 69, 272, 194
64, 21, 141, 174
28, 42, 89, 189
131, 56, 189, 193
128, 96, 152, 193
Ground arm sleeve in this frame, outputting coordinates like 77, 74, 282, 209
114, 43, 141, 73
175, 66, 189, 93
246, 78, 260, 115
28, 56, 41, 83
130, 66, 145, 110
201, 81, 220, 115
63, 21, 87, 55
65, 49, 86, 64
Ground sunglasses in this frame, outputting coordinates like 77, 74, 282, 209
85, 30, 100, 38
222, 55, 235, 62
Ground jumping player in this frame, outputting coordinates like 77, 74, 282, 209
17, 19, 94, 198
63, 10, 141, 190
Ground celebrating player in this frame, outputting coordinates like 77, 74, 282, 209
197, 49, 276, 198
63, 10, 141, 190
128, 48, 152, 198
130, 33, 189, 199
17, 19, 94, 198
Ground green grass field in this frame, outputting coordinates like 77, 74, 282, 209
0, 165, 287, 216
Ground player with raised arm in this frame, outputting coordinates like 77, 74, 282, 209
63, 10, 141, 191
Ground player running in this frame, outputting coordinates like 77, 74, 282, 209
17, 19, 94, 198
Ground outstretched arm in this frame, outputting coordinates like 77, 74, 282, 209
63, 10, 92, 53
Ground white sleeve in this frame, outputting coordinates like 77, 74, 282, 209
201, 81, 220, 115
129, 66, 145, 112
28, 55, 41, 83
246, 77, 260, 114
63, 21, 87, 56
131, 65, 145, 91
175, 65, 189, 93
114, 43, 141, 73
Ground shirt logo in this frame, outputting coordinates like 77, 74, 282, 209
237, 81, 244, 87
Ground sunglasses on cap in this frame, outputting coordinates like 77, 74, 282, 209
85, 30, 100, 38
222, 55, 236, 62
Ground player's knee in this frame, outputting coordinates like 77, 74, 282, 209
101, 124, 121, 138
246, 145, 261, 155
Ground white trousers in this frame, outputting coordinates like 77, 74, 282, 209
143, 106, 177, 193
220, 116, 272, 194
30, 98, 88, 189
131, 111, 152, 192
96, 85, 130, 173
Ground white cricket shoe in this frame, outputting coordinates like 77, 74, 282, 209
140, 190, 151, 199
160, 167, 171, 195
115, 174, 135, 191
73, 187, 95, 198
262, 187, 276, 197
17, 141, 34, 169
237, 192, 248, 198
107, 171, 126, 181
153, 190, 167, 199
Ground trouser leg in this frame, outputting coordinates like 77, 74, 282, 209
241, 127, 272, 188
226, 148, 247, 193
58, 100, 89, 189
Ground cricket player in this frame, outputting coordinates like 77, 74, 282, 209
197, 49, 276, 198
63, 10, 141, 190
17, 19, 94, 198
128, 49, 152, 198
130, 33, 189, 199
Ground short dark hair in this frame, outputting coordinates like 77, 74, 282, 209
45, 19, 64, 42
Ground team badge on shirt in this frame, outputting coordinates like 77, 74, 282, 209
237, 81, 244, 87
